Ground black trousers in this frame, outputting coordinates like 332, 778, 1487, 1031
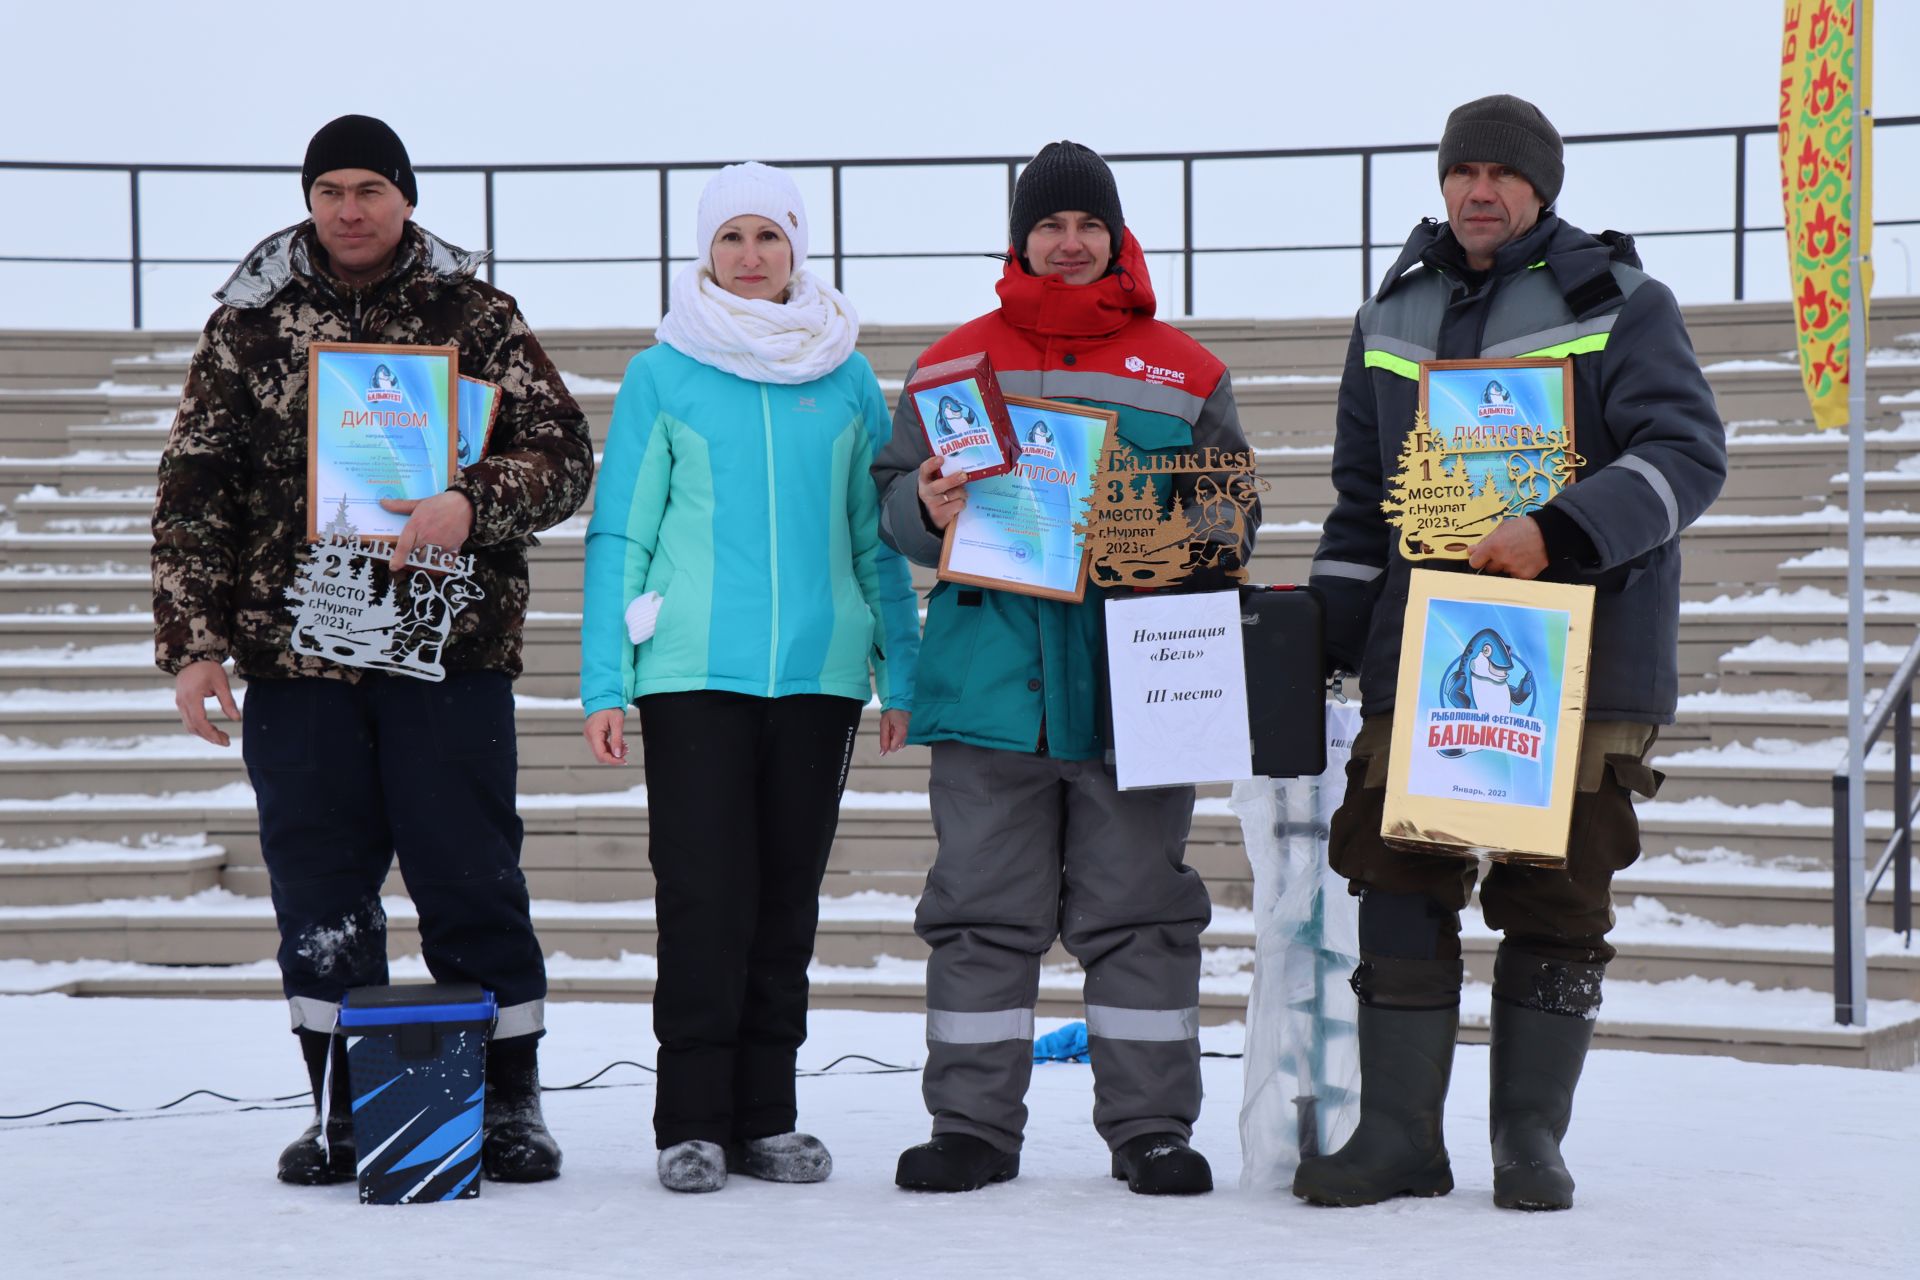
243, 672, 547, 1036
637, 690, 862, 1149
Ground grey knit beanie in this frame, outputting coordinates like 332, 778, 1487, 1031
1009, 141, 1125, 260
1437, 95, 1563, 207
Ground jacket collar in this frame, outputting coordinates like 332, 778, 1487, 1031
993, 229, 1157, 340
1373, 213, 1633, 312
212, 221, 487, 310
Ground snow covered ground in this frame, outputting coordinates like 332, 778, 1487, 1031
1, 996, 1915, 1279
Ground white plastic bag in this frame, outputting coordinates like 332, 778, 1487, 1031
1230, 701, 1363, 1191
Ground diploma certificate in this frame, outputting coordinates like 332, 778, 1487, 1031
307, 343, 459, 542
457, 374, 501, 466
936, 395, 1113, 603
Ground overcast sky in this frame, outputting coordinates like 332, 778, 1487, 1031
4, 0, 1915, 330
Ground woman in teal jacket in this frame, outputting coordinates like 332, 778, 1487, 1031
580, 163, 918, 1194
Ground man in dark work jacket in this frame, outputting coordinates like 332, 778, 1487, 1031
1295, 95, 1725, 1212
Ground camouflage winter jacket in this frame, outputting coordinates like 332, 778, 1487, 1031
151, 221, 594, 682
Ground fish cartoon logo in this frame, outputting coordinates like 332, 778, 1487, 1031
366, 363, 403, 404
1432, 627, 1539, 759
1021, 419, 1056, 460
1477, 379, 1515, 418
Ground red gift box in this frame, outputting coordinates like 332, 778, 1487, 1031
905, 352, 1020, 481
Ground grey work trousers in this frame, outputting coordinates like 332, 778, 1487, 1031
916, 741, 1213, 1153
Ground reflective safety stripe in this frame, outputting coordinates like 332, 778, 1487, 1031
1084, 1004, 1200, 1042
1611, 454, 1680, 541
1310, 558, 1384, 584
496, 998, 546, 1039
1483, 314, 1618, 361
927, 1008, 1035, 1044
1516, 332, 1611, 359
1005, 369, 1210, 423
289, 995, 340, 1033
1363, 349, 1421, 380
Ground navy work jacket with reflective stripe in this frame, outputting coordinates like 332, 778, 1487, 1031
1310, 215, 1727, 724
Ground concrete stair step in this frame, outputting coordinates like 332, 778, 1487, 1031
1677, 589, 1920, 691
1650, 736, 1908, 810
6, 883, 1913, 1002
0, 838, 226, 907
0, 453, 164, 509
13, 959, 1912, 1066
0, 332, 198, 393
10, 492, 154, 534
0, 620, 587, 697
1712, 636, 1907, 699
1674, 689, 1890, 748
0, 391, 176, 455
1689, 429, 1920, 516
1616, 851, 1918, 930
0, 886, 1258, 969
0, 732, 937, 801
1776, 538, 1920, 593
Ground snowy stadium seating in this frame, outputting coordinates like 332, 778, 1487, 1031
0, 300, 1917, 1069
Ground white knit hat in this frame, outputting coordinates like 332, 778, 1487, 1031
696, 161, 809, 273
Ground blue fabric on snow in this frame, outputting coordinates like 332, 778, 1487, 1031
1033, 1021, 1089, 1063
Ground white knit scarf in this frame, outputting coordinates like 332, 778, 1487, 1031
654, 263, 859, 385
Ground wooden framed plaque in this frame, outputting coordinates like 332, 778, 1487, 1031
935, 394, 1114, 603
456, 374, 501, 465
307, 342, 459, 543
1383, 357, 1581, 560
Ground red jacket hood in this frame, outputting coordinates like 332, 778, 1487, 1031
994, 229, 1157, 340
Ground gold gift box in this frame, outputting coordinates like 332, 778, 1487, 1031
1382, 569, 1595, 865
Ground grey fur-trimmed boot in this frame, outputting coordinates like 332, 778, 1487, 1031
728, 1132, 832, 1183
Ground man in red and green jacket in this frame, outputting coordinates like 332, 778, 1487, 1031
872, 140, 1258, 1197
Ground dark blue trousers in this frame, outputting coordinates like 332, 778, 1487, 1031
242, 672, 547, 1038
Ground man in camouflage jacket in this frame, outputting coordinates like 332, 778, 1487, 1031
151, 115, 592, 1188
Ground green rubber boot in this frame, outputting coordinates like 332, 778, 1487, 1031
1489, 998, 1596, 1211
1292, 1003, 1458, 1207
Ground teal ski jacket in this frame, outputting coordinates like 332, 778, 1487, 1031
580, 341, 918, 715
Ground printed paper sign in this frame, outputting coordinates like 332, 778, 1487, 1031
1105, 590, 1252, 789
1403, 595, 1569, 808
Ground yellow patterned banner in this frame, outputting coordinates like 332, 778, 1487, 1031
1779, 0, 1872, 429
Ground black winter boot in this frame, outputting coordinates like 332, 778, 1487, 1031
1292, 1002, 1459, 1207
1489, 967, 1597, 1205
277, 1028, 355, 1186
1111, 1133, 1213, 1195
895, 1133, 1019, 1192
482, 1034, 562, 1182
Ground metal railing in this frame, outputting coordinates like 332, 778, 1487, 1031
1830, 633, 1919, 1025
3, 115, 1917, 328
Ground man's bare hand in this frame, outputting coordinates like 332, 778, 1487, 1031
175, 659, 240, 748
1467, 516, 1548, 580
380, 491, 475, 573
916, 455, 970, 530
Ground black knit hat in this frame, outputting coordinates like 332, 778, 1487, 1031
1009, 141, 1125, 262
302, 115, 418, 209
1437, 95, 1563, 208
